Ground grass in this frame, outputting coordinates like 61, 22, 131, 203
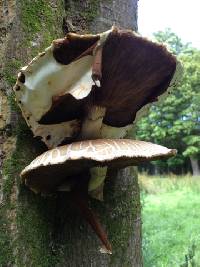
140, 174, 200, 267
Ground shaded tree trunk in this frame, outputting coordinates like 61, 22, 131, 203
190, 156, 200, 176
0, 1, 142, 266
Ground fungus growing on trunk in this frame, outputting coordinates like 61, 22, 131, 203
14, 27, 181, 254
14, 27, 181, 148
21, 139, 176, 193
21, 139, 176, 253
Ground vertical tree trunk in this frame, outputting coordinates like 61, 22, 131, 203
190, 156, 200, 176
0, 1, 142, 266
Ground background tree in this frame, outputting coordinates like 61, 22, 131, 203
136, 29, 200, 176
181, 49, 200, 175
0, 1, 142, 266
153, 28, 189, 55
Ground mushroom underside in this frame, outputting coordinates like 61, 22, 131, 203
21, 139, 176, 194
23, 156, 173, 193
13, 27, 180, 148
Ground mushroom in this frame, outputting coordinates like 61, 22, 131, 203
21, 139, 176, 254
14, 27, 182, 254
13, 29, 112, 148
21, 139, 176, 193
13, 27, 182, 148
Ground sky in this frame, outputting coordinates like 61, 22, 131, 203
138, 0, 200, 49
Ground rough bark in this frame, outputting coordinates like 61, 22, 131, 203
190, 156, 200, 176
0, 0, 142, 266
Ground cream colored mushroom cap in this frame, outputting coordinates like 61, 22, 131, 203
21, 139, 176, 193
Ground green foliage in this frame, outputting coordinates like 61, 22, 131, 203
141, 175, 200, 267
3, 59, 22, 86
136, 29, 200, 174
20, 0, 54, 35
180, 244, 198, 267
153, 28, 190, 55
20, 0, 64, 53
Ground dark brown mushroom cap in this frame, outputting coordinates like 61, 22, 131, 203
21, 139, 176, 193
13, 27, 182, 149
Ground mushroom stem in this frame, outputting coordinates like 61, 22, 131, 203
71, 191, 112, 254
92, 46, 102, 87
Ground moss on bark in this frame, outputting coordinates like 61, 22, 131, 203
0, 1, 142, 266
0, 1, 64, 265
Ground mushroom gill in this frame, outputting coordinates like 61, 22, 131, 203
21, 139, 176, 193
13, 27, 181, 148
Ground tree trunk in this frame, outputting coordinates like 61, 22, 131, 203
190, 156, 200, 176
0, 1, 142, 266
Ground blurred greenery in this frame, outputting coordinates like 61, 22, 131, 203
136, 29, 200, 176
140, 174, 200, 267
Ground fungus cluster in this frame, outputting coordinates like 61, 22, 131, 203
14, 27, 181, 254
